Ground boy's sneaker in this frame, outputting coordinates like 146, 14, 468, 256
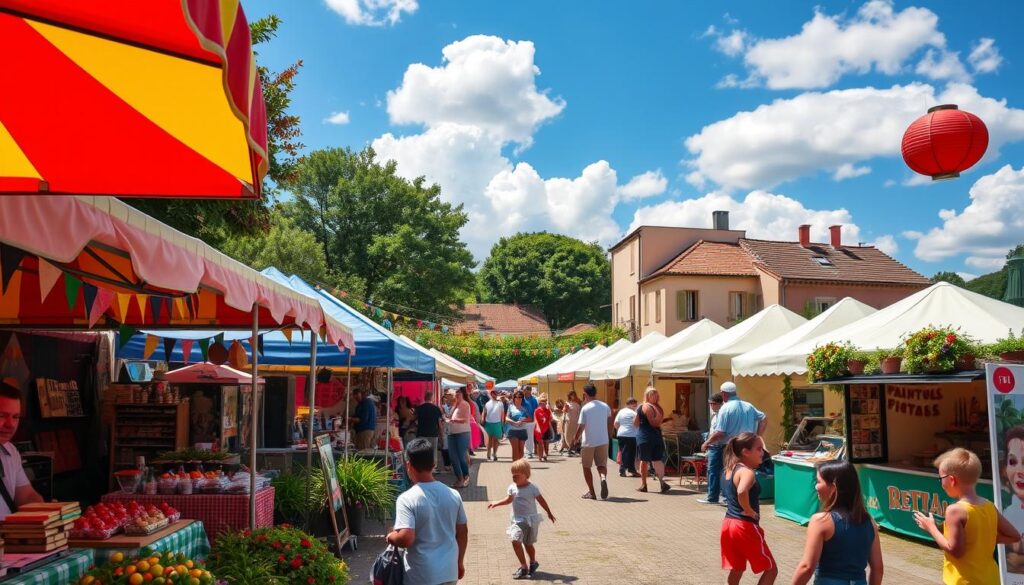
529, 561, 539, 575
696, 498, 719, 505
513, 567, 531, 579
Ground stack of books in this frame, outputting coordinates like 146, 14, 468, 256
0, 502, 81, 553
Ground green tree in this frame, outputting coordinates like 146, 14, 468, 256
123, 15, 303, 245
283, 147, 476, 315
479, 232, 611, 329
966, 243, 1024, 299
930, 271, 967, 287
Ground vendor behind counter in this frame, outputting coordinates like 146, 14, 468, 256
0, 381, 45, 520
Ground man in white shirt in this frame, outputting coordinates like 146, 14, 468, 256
573, 384, 612, 500
614, 397, 639, 477
0, 382, 44, 520
482, 390, 506, 462
387, 438, 468, 584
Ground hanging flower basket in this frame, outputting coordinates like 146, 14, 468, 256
807, 342, 856, 383
902, 326, 974, 374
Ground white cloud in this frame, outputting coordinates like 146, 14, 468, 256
915, 49, 970, 82
684, 82, 1024, 190
902, 173, 934, 187
833, 163, 872, 181
902, 230, 924, 240
957, 271, 979, 281
323, 111, 351, 125
912, 165, 1024, 268
617, 170, 668, 201
736, 1, 946, 89
871, 235, 899, 255
385, 35, 565, 146
628, 190, 862, 245
715, 30, 748, 57
968, 38, 1003, 74
324, 0, 417, 26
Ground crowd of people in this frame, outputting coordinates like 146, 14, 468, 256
382, 380, 1008, 585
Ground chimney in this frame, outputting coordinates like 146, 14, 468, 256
798, 224, 811, 248
829, 225, 842, 248
712, 210, 729, 231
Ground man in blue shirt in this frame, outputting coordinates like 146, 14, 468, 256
350, 389, 378, 450
522, 387, 539, 458
698, 381, 766, 505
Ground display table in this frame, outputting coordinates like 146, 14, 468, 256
102, 487, 274, 545
0, 549, 94, 585
772, 456, 819, 525
859, 464, 994, 541
70, 520, 211, 565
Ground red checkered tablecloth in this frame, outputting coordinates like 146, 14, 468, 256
101, 487, 274, 545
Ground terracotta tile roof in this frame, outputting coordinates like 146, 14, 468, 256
738, 239, 930, 285
646, 240, 758, 280
560, 323, 597, 335
452, 304, 551, 336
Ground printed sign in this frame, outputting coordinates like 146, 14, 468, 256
986, 362, 1024, 584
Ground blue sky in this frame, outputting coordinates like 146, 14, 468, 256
246, 0, 1024, 279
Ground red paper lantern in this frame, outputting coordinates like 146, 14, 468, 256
485, 380, 495, 390
901, 104, 988, 180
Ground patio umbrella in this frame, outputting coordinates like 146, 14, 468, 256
0, 0, 267, 199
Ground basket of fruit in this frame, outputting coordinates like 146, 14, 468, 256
78, 548, 215, 585
71, 503, 131, 540
123, 508, 169, 536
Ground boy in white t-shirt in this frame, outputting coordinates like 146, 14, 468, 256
488, 458, 556, 579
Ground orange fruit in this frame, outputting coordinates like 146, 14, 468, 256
128, 574, 144, 585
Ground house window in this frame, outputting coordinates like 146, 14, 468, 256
629, 295, 636, 324
655, 291, 662, 323
728, 291, 746, 321
812, 256, 833, 267
677, 290, 698, 321
813, 297, 837, 314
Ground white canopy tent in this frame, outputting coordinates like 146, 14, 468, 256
585, 332, 666, 380
542, 345, 611, 381
732, 298, 878, 377
517, 348, 589, 384
552, 338, 633, 381
652, 305, 807, 375
399, 335, 474, 381
756, 282, 1024, 373
435, 348, 495, 384
619, 319, 726, 381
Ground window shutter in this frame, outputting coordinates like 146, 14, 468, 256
676, 291, 685, 321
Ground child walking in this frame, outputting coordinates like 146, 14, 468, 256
914, 447, 1019, 584
720, 432, 777, 585
488, 458, 556, 579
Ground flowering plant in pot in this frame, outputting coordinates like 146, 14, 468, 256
875, 348, 903, 374
807, 342, 855, 383
332, 457, 397, 535
207, 525, 349, 585
992, 330, 1024, 362
846, 350, 872, 376
902, 326, 974, 374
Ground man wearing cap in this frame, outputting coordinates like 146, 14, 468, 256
697, 381, 766, 505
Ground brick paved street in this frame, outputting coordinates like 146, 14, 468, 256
341, 443, 943, 584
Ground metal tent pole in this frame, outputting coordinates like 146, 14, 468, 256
305, 332, 317, 530
249, 306, 259, 530
385, 368, 393, 471
344, 352, 353, 460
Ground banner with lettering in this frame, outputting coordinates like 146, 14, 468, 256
859, 464, 993, 541
986, 362, 1024, 584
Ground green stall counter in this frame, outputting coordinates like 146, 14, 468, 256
859, 464, 994, 541
773, 456, 819, 525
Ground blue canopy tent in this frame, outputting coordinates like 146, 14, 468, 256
118, 267, 435, 464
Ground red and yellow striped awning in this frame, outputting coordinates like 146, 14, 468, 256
0, 0, 268, 199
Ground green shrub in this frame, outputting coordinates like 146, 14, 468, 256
335, 457, 396, 514
901, 326, 974, 374
272, 469, 326, 525
806, 342, 856, 383
208, 526, 348, 585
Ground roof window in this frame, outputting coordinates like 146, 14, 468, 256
812, 256, 834, 267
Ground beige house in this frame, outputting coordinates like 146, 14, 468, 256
610, 211, 930, 338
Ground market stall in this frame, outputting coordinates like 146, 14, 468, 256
545, 340, 632, 405
731, 298, 877, 449
99, 492, 271, 547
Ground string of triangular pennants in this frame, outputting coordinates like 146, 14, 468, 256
425, 340, 609, 358
326, 287, 453, 333
128, 330, 266, 364
1, 245, 202, 328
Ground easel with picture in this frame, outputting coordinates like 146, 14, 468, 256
316, 433, 353, 552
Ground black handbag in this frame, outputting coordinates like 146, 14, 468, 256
371, 545, 405, 585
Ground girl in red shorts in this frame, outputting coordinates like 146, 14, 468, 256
720, 432, 777, 585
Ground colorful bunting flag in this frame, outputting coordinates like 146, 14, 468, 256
114, 293, 131, 322
149, 297, 164, 324
36, 258, 61, 301
88, 288, 114, 328
215, 333, 225, 346
82, 283, 98, 319
63, 274, 82, 311
162, 337, 177, 361
118, 324, 137, 349
181, 340, 194, 364
134, 294, 149, 323
198, 338, 210, 361
143, 334, 159, 360
282, 327, 293, 344
0, 244, 25, 295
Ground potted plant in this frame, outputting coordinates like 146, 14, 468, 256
271, 470, 324, 527
806, 342, 856, 383
846, 349, 871, 376
902, 326, 975, 374
993, 330, 1024, 362
955, 341, 981, 371
207, 526, 349, 585
875, 348, 903, 374
333, 457, 396, 536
